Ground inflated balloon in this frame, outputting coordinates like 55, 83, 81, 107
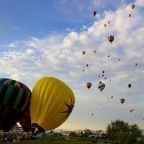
103, 24, 107, 27
93, 50, 96, 53
134, 63, 138, 66
0, 78, 31, 132
128, 14, 131, 17
120, 98, 125, 104
82, 51, 85, 55
92, 11, 96, 16
98, 81, 105, 92
108, 35, 114, 43
128, 84, 131, 88
30, 77, 75, 136
86, 82, 92, 89
131, 4, 135, 9
18, 108, 31, 132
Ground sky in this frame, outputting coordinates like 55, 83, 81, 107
0, 0, 144, 131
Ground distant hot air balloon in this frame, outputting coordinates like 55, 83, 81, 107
108, 35, 114, 43
128, 84, 131, 88
82, 51, 85, 55
86, 64, 89, 67
30, 77, 75, 136
128, 14, 131, 17
102, 70, 105, 73
98, 81, 105, 92
120, 98, 125, 104
134, 63, 138, 66
103, 24, 107, 28
131, 4, 135, 9
108, 96, 113, 100
0, 78, 31, 132
93, 50, 96, 53
86, 82, 92, 89
92, 11, 97, 16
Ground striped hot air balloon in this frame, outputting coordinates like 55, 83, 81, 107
0, 78, 31, 132
98, 81, 105, 92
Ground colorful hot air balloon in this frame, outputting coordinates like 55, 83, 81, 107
98, 81, 105, 92
0, 78, 31, 132
131, 4, 135, 9
120, 98, 125, 104
86, 82, 92, 89
92, 11, 97, 16
18, 108, 31, 132
108, 35, 114, 43
30, 77, 75, 136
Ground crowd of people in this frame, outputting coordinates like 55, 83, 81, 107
0, 131, 36, 143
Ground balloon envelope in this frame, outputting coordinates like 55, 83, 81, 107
18, 108, 31, 132
0, 78, 31, 131
30, 77, 75, 136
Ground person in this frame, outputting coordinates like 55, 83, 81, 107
51, 136, 54, 141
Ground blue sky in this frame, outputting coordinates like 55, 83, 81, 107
0, 0, 144, 131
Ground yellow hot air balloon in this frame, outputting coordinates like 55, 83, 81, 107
103, 24, 107, 28
86, 82, 92, 89
30, 77, 75, 136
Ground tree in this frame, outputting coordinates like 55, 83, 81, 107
105, 119, 129, 144
83, 128, 93, 138
105, 119, 142, 144
129, 124, 142, 142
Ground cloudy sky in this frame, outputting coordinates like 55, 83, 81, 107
0, 0, 144, 131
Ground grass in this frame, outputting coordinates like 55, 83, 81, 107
0, 135, 110, 144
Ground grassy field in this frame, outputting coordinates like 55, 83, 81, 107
0, 135, 110, 144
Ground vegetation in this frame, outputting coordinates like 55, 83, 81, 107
105, 119, 142, 144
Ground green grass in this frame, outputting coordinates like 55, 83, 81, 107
0, 136, 110, 144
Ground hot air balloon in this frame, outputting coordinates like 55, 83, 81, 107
134, 63, 138, 66
82, 51, 85, 55
120, 98, 125, 104
92, 11, 96, 16
131, 4, 135, 9
0, 78, 31, 132
93, 50, 96, 53
102, 70, 105, 73
108, 35, 114, 43
128, 84, 131, 88
128, 14, 131, 17
98, 81, 105, 92
86, 64, 89, 67
86, 82, 92, 89
103, 24, 107, 28
30, 77, 75, 136
18, 108, 31, 132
